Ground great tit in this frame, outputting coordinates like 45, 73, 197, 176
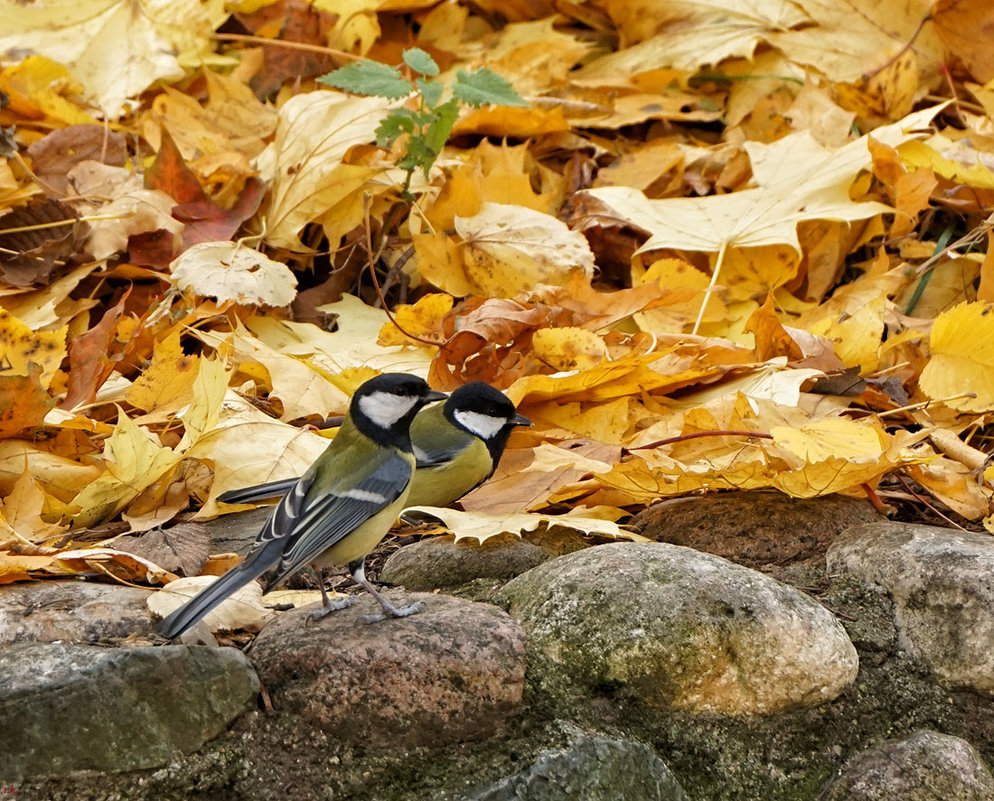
157, 373, 446, 639
217, 382, 531, 509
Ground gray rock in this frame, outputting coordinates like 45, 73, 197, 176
632, 490, 880, 570
821, 730, 994, 800
827, 522, 994, 695
461, 730, 688, 801
498, 542, 858, 714
0, 642, 259, 778
381, 530, 589, 591
0, 581, 155, 643
203, 506, 272, 555
249, 592, 525, 748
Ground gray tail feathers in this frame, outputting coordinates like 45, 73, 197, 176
217, 478, 296, 505
156, 548, 272, 639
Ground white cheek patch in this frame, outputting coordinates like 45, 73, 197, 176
454, 409, 507, 440
359, 392, 420, 429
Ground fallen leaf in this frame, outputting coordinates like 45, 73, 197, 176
170, 242, 298, 307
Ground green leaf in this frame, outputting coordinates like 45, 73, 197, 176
398, 136, 438, 178
422, 98, 460, 157
452, 68, 528, 108
319, 61, 411, 99
375, 112, 414, 148
416, 78, 444, 109
403, 47, 439, 78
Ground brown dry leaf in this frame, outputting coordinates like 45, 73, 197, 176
0, 472, 65, 543
421, 141, 562, 231
418, 203, 595, 297
907, 455, 992, 520
142, 69, 277, 161
745, 295, 804, 362
148, 574, 273, 632
126, 328, 200, 414
451, 17, 590, 97
170, 241, 297, 307
460, 442, 622, 515
575, 0, 810, 80
772, 0, 943, 86
932, 0, 994, 84
0, 54, 97, 125
899, 135, 994, 190
51, 547, 177, 584
531, 328, 608, 371
0, 439, 104, 505
377, 293, 452, 346
190, 415, 328, 519
586, 106, 940, 268
68, 162, 183, 261
26, 124, 127, 194
404, 505, 638, 544
196, 322, 349, 422
258, 91, 393, 251
66, 411, 183, 528
0, 364, 55, 437
0, 0, 227, 117
0, 307, 67, 390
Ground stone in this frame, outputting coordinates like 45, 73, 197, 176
249, 591, 526, 748
113, 522, 212, 577
821, 730, 994, 800
498, 542, 858, 714
0, 581, 155, 644
381, 530, 588, 591
203, 506, 272, 556
827, 521, 994, 695
460, 730, 688, 801
632, 490, 880, 570
0, 642, 259, 777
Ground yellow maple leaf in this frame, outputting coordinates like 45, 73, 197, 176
126, 329, 200, 414
0, 308, 67, 390
919, 301, 994, 412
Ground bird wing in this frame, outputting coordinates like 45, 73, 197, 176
411, 414, 476, 468
256, 445, 413, 587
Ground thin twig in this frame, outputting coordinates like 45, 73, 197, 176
212, 33, 361, 61
861, 11, 932, 82
895, 471, 969, 531
362, 197, 441, 348
630, 430, 773, 451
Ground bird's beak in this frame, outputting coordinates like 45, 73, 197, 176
513, 413, 532, 427
425, 389, 448, 403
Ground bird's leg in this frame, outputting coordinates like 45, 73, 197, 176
349, 558, 424, 623
306, 565, 357, 623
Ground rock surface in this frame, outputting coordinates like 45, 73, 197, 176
633, 490, 880, 570
821, 730, 994, 800
499, 542, 858, 714
249, 591, 526, 747
0, 641, 259, 777
0, 581, 155, 643
460, 730, 688, 801
827, 521, 994, 695
381, 530, 589, 591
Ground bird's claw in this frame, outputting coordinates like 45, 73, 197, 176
306, 594, 358, 624
361, 599, 425, 624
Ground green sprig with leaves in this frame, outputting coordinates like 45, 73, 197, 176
319, 48, 527, 196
